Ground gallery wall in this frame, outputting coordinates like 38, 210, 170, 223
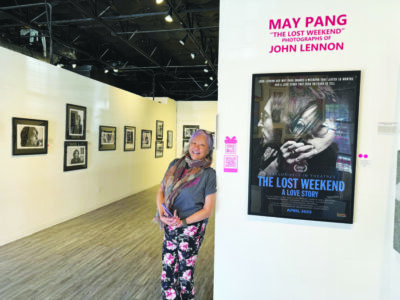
0, 47, 177, 246
215, 0, 400, 299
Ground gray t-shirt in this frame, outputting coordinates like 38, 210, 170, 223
165, 159, 217, 219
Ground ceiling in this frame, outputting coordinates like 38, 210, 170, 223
0, 0, 219, 100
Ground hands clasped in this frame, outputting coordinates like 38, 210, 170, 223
280, 140, 317, 164
160, 209, 182, 228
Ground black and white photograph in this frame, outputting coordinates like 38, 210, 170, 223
167, 130, 173, 149
141, 129, 152, 149
66, 104, 86, 140
99, 126, 116, 151
183, 125, 199, 139
64, 141, 88, 171
156, 120, 164, 140
182, 139, 190, 152
155, 140, 164, 158
124, 126, 136, 151
248, 71, 361, 223
12, 117, 48, 155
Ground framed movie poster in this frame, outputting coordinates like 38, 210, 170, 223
155, 140, 164, 158
141, 129, 152, 149
12, 117, 48, 155
64, 141, 88, 171
156, 120, 164, 140
66, 104, 86, 140
167, 130, 173, 149
99, 125, 116, 151
124, 126, 136, 151
183, 125, 199, 139
248, 71, 361, 223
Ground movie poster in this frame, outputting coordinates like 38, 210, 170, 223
248, 71, 360, 223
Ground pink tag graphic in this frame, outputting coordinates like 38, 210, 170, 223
224, 136, 238, 172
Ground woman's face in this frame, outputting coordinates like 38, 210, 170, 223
28, 128, 38, 146
189, 134, 209, 160
73, 150, 79, 158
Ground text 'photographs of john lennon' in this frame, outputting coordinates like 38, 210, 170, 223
248, 71, 360, 223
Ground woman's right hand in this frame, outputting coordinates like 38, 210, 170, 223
160, 209, 181, 227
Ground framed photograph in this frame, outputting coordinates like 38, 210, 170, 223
124, 126, 136, 151
64, 141, 87, 171
99, 126, 116, 151
167, 130, 173, 149
141, 129, 152, 149
66, 104, 86, 140
156, 120, 164, 140
183, 125, 199, 139
12, 117, 48, 155
155, 140, 164, 158
248, 71, 361, 224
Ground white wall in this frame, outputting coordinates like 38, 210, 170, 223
176, 101, 217, 166
215, 0, 400, 299
0, 47, 177, 246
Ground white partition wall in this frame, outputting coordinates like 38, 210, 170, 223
0, 47, 177, 246
215, 1, 400, 299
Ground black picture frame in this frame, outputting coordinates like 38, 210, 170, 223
155, 140, 164, 158
66, 104, 86, 140
156, 120, 164, 140
248, 71, 361, 224
99, 125, 116, 151
124, 126, 136, 151
12, 117, 48, 155
141, 129, 152, 149
63, 141, 88, 171
167, 130, 173, 149
183, 125, 199, 139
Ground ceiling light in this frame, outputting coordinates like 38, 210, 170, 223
210, 76, 214, 80
165, 10, 173, 22
191, 53, 196, 59
204, 68, 209, 73
113, 69, 119, 73
72, 64, 77, 69
204, 83, 209, 87
179, 34, 188, 46
156, 0, 164, 4
204, 60, 208, 64
104, 69, 109, 74
56, 64, 64, 68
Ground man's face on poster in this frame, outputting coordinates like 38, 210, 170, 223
258, 98, 273, 144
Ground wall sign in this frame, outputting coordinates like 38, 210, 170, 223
248, 71, 361, 223
224, 136, 238, 173
268, 14, 348, 54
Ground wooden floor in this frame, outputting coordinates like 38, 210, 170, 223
0, 186, 214, 300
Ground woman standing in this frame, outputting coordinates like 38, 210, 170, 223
155, 129, 216, 300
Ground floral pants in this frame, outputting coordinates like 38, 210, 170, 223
161, 220, 207, 300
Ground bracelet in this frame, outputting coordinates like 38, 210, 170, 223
182, 218, 187, 226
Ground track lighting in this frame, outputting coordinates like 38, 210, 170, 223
156, 0, 164, 4
72, 64, 77, 69
204, 83, 209, 87
113, 69, 119, 73
204, 60, 208, 64
204, 68, 209, 73
210, 76, 214, 80
191, 53, 196, 59
56, 63, 64, 68
104, 69, 109, 74
179, 34, 188, 46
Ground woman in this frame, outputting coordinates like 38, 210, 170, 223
154, 129, 216, 300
